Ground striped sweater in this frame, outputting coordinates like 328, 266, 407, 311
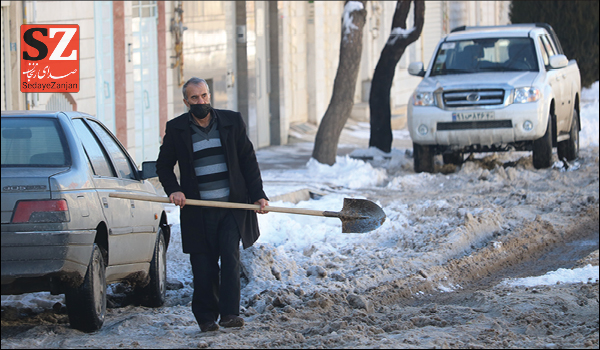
190, 121, 230, 201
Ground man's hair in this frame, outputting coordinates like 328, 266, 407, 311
182, 77, 210, 100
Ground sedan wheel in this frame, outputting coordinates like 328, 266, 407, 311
65, 243, 106, 332
136, 229, 167, 307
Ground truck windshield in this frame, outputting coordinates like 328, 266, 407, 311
430, 37, 539, 76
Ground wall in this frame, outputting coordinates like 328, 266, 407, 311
178, 1, 229, 115
318, 1, 343, 124
281, 1, 308, 129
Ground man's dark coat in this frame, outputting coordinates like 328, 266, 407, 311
156, 109, 268, 254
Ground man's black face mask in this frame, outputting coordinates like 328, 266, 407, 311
190, 103, 212, 120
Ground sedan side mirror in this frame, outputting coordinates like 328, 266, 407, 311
408, 62, 425, 77
549, 54, 568, 69
140, 161, 158, 179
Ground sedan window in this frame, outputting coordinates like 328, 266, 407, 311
1, 117, 70, 167
86, 120, 137, 180
72, 119, 116, 177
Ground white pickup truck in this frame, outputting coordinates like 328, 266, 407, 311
407, 23, 581, 173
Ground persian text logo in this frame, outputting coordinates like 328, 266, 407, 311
20, 25, 80, 93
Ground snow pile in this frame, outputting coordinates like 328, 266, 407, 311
502, 264, 599, 287
580, 81, 599, 148
305, 156, 387, 188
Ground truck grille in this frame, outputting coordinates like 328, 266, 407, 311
443, 89, 505, 107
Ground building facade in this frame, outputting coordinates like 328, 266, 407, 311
1, 1, 510, 165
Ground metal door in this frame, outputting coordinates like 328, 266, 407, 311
254, 1, 270, 148
94, 1, 116, 133
132, 1, 160, 164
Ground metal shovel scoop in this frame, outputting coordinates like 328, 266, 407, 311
109, 193, 386, 233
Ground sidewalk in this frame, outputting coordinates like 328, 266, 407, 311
256, 113, 411, 203
256, 113, 409, 171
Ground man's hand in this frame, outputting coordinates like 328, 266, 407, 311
170, 191, 186, 208
254, 198, 269, 214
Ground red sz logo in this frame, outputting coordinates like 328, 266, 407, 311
20, 25, 80, 93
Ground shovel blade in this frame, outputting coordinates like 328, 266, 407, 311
339, 198, 386, 233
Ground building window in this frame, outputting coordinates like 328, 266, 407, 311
133, 1, 157, 18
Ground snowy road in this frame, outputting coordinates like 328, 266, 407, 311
2, 83, 598, 349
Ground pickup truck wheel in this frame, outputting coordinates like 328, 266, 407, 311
532, 114, 553, 169
65, 243, 106, 332
135, 228, 167, 307
557, 108, 579, 162
413, 143, 434, 173
443, 152, 464, 165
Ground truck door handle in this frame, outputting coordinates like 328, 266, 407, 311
102, 197, 109, 208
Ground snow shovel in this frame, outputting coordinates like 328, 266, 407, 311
108, 193, 386, 233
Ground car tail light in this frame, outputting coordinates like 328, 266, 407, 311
12, 199, 70, 223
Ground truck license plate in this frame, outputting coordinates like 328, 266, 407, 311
452, 111, 495, 121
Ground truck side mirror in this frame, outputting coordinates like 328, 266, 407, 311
549, 54, 568, 69
408, 62, 425, 77
140, 161, 158, 179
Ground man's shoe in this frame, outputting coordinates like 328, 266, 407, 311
219, 315, 244, 328
200, 321, 219, 332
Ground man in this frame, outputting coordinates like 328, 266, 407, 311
156, 77, 269, 332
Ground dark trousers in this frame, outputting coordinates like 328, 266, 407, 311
190, 208, 241, 325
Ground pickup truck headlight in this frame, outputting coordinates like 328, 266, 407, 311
513, 87, 541, 104
412, 91, 436, 106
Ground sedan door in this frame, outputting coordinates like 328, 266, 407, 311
85, 119, 157, 265
72, 119, 154, 267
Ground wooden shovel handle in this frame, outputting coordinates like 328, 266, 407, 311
108, 192, 334, 218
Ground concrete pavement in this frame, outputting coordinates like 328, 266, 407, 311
256, 113, 409, 172
256, 113, 410, 203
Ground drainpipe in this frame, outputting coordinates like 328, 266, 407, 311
23, 1, 29, 109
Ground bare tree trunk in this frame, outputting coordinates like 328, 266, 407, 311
369, 0, 424, 153
312, 1, 367, 165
